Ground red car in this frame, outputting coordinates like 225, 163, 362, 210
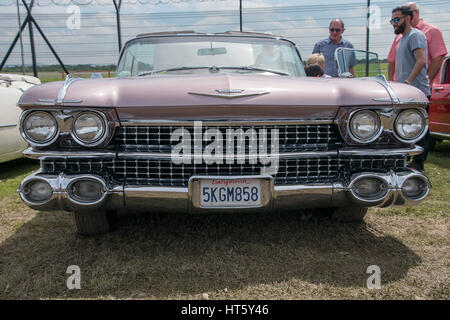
430, 55, 450, 148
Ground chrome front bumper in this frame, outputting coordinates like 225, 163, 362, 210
18, 169, 430, 213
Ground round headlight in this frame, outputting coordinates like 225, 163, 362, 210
395, 109, 425, 141
23, 111, 57, 144
72, 112, 105, 145
349, 110, 381, 142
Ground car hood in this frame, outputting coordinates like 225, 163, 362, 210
19, 73, 428, 121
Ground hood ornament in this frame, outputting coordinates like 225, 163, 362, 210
189, 89, 270, 99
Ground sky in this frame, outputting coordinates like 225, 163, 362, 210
0, 0, 449, 67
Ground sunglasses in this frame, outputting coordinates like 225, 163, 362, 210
329, 28, 342, 32
390, 16, 404, 24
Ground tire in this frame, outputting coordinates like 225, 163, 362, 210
73, 210, 116, 236
330, 207, 368, 223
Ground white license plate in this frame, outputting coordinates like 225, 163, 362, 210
199, 178, 262, 208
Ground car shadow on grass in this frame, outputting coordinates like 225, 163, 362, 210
427, 141, 450, 171
0, 208, 421, 299
0, 158, 39, 179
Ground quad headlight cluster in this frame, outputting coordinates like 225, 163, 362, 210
20, 110, 108, 147
348, 108, 426, 144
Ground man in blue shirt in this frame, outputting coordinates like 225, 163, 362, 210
312, 18, 356, 77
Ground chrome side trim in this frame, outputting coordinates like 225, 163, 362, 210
119, 119, 334, 126
37, 99, 56, 105
23, 147, 116, 160
338, 146, 423, 156
372, 97, 416, 103
117, 151, 339, 161
24, 146, 423, 160
430, 131, 450, 140
56, 74, 83, 105
0, 124, 17, 128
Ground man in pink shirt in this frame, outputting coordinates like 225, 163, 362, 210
387, 2, 447, 86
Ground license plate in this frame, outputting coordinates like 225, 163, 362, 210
199, 178, 262, 208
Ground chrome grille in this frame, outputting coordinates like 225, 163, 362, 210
41, 155, 407, 187
114, 124, 341, 153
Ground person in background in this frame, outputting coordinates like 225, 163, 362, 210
305, 63, 324, 77
388, 2, 447, 87
312, 18, 356, 77
391, 5, 430, 172
255, 44, 283, 70
307, 53, 325, 70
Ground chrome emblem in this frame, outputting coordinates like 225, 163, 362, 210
189, 89, 270, 99
215, 89, 245, 94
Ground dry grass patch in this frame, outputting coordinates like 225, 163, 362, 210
0, 143, 448, 300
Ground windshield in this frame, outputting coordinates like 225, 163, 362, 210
116, 36, 306, 77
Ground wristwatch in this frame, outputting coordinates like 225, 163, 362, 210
404, 80, 410, 84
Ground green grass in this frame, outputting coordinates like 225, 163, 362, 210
0, 143, 448, 300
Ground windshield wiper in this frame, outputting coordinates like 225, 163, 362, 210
137, 66, 290, 77
137, 66, 211, 77
218, 66, 290, 76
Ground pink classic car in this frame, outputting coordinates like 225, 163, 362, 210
430, 55, 450, 148
17, 32, 431, 235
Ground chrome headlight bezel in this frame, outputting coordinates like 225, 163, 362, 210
20, 110, 59, 147
394, 109, 427, 143
347, 110, 383, 143
70, 111, 108, 147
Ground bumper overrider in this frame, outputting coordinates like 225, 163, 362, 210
18, 148, 430, 213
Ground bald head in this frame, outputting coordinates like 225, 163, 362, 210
404, 2, 420, 26
404, 2, 419, 11
329, 18, 344, 29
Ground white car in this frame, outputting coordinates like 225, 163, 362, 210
0, 73, 41, 163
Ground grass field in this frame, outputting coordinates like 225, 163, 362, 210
0, 141, 448, 300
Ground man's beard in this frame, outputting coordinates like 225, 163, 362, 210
394, 21, 406, 34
